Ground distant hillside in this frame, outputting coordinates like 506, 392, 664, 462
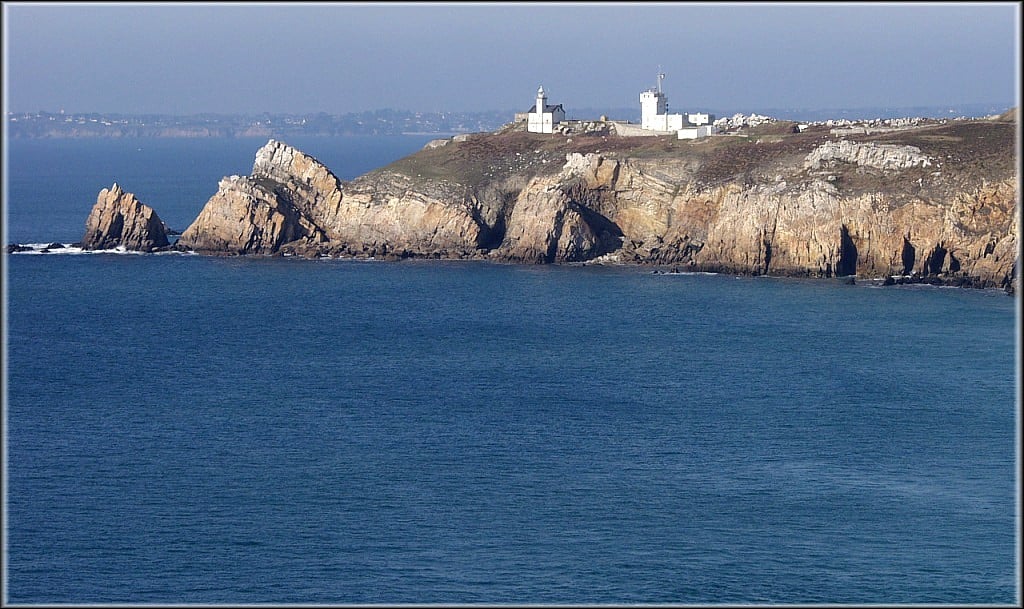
4, 109, 517, 139
6, 103, 1014, 139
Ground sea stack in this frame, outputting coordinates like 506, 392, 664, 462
82, 183, 170, 251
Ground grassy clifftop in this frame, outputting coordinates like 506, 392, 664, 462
369, 115, 1016, 196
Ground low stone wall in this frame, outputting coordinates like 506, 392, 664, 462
612, 122, 661, 137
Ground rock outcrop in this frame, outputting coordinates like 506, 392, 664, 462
494, 175, 601, 263
175, 174, 325, 254
177, 139, 483, 258
88, 114, 1018, 292
803, 140, 933, 170
491, 154, 622, 262
176, 139, 342, 254
82, 183, 169, 251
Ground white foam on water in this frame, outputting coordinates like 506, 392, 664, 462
10, 243, 196, 256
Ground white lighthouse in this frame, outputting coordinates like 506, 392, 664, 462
527, 85, 565, 134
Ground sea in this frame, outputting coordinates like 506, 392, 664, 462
4, 136, 1020, 605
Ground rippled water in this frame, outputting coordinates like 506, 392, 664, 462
4, 138, 1019, 604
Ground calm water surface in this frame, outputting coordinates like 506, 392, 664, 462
3, 138, 1019, 604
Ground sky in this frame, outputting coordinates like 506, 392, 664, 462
2, 2, 1020, 116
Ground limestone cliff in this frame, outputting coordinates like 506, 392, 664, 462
92, 115, 1017, 291
82, 183, 169, 251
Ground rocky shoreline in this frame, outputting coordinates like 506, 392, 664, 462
10, 239, 1014, 295
9, 111, 1019, 294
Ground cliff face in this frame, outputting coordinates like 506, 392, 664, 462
588, 154, 1017, 289
175, 174, 325, 254
177, 139, 483, 258
106, 116, 1018, 290
82, 183, 169, 251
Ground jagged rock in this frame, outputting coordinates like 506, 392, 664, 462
804, 140, 932, 170
494, 175, 602, 263
175, 175, 324, 254
713, 113, 776, 129
179, 140, 482, 257
251, 139, 346, 231
82, 183, 169, 251
101, 117, 1017, 292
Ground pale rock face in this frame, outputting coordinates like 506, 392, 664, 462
804, 140, 932, 170
176, 175, 324, 254
179, 140, 483, 257
155, 131, 1016, 290
495, 175, 601, 263
560, 152, 621, 189
82, 183, 169, 251
319, 170, 484, 256
251, 139, 345, 233
588, 159, 1016, 287
490, 154, 626, 263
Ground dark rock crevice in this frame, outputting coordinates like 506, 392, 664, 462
901, 236, 916, 275
837, 224, 858, 276
474, 188, 517, 251
572, 199, 624, 257
925, 243, 949, 275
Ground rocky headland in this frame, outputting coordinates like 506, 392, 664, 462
71, 109, 1020, 292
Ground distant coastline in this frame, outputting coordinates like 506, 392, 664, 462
5, 103, 1012, 139
4, 109, 516, 139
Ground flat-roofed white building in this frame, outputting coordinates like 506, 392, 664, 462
678, 125, 718, 139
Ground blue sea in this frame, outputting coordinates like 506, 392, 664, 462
4, 137, 1020, 605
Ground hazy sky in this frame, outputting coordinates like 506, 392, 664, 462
3, 2, 1020, 115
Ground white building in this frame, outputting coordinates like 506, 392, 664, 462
678, 125, 717, 139
527, 86, 565, 134
639, 73, 685, 133
640, 72, 717, 138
